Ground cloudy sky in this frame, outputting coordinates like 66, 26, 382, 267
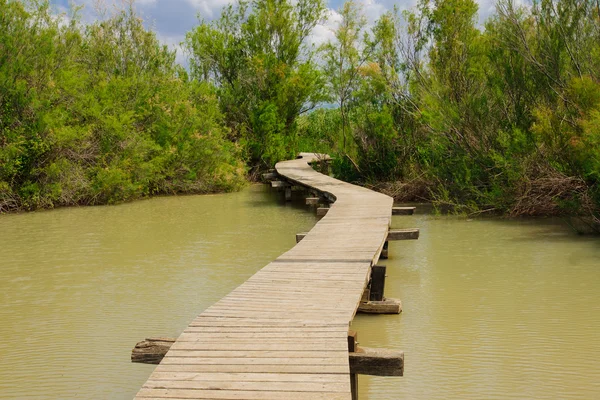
49, 0, 501, 63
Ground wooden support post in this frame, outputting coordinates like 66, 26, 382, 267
305, 197, 320, 205
316, 207, 329, 217
131, 338, 175, 364
262, 172, 278, 181
380, 241, 389, 259
369, 265, 386, 301
350, 347, 404, 376
357, 265, 401, 314
132, 337, 404, 376
348, 331, 359, 400
285, 186, 292, 201
387, 228, 419, 240
270, 180, 290, 189
358, 299, 402, 314
392, 206, 416, 215
296, 232, 307, 243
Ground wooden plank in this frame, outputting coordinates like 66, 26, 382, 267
179, 331, 347, 339
357, 299, 402, 314
270, 180, 290, 188
316, 207, 329, 216
152, 364, 350, 374
183, 326, 345, 333
392, 206, 415, 215
165, 350, 347, 358
149, 372, 348, 383
136, 389, 351, 399
305, 197, 320, 205
159, 357, 348, 366
143, 379, 350, 392
387, 228, 420, 240
350, 347, 404, 376
262, 172, 278, 181
169, 342, 348, 352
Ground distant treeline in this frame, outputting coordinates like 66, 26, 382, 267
2, 0, 599, 229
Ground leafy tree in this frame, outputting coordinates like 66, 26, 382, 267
0, 1, 245, 212
186, 0, 327, 167
321, 0, 367, 154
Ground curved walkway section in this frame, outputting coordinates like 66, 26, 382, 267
135, 153, 393, 400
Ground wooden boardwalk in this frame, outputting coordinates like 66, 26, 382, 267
135, 153, 394, 400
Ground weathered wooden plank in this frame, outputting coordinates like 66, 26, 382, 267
350, 347, 404, 376
262, 172, 278, 181
135, 339, 403, 376
392, 206, 415, 215
152, 364, 350, 374
179, 331, 347, 339
159, 357, 348, 366
143, 379, 350, 392
169, 341, 348, 352
149, 372, 348, 383
165, 350, 348, 358
316, 207, 329, 216
357, 299, 402, 314
183, 326, 345, 333
136, 389, 351, 400
387, 228, 420, 240
176, 334, 349, 343
189, 317, 349, 327
270, 180, 290, 188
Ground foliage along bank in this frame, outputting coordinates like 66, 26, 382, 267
3, 0, 600, 230
0, 1, 245, 212
302, 0, 600, 229
183, 0, 599, 228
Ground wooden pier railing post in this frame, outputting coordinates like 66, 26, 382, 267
348, 330, 359, 400
369, 265, 386, 301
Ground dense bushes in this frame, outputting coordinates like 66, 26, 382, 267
185, 0, 327, 168
4, 0, 600, 226
293, 0, 600, 226
0, 1, 245, 212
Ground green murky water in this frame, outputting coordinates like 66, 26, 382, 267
1, 185, 599, 399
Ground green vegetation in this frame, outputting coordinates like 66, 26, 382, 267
297, 0, 600, 227
185, 0, 327, 167
0, 0, 245, 212
3, 0, 600, 228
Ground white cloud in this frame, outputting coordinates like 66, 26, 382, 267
357, 0, 387, 23
184, 0, 234, 18
309, 8, 342, 47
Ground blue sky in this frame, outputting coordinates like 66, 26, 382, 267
50, 0, 503, 63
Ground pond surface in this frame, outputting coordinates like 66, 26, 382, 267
1, 184, 599, 399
